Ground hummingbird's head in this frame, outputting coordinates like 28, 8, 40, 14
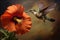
29, 9, 37, 15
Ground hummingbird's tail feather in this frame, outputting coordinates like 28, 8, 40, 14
46, 18, 55, 22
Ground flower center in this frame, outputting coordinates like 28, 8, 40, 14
12, 16, 22, 24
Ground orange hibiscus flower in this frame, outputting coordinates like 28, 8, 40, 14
1, 4, 32, 34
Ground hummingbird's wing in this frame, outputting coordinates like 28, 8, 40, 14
37, 2, 45, 10
44, 3, 56, 14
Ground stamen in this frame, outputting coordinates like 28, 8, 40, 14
13, 17, 22, 24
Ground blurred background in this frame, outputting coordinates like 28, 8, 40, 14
9, 0, 60, 40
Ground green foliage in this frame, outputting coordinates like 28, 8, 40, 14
0, 29, 18, 40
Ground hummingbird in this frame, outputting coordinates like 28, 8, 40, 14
28, 3, 56, 22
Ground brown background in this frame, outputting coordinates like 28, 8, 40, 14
9, 0, 60, 40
